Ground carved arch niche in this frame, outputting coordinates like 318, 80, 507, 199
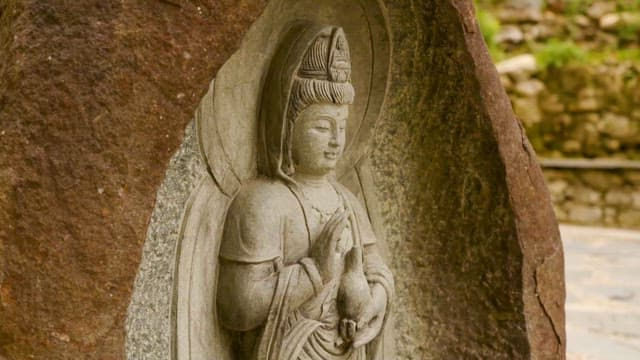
174, 1, 393, 359
127, 1, 565, 359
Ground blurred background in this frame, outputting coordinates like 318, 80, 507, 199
475, 1, 640, 359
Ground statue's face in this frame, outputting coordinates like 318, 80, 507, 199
291, 103, 348, 176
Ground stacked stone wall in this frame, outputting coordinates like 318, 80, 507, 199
502, 62, 640, 159
481, 0, 640, 228
544, 166, 640, 228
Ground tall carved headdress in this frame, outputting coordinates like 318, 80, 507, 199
258, 22, 354, 180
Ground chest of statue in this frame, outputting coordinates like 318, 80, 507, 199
280, 186, 353, 265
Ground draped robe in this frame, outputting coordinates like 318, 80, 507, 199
218, 177, 394, 360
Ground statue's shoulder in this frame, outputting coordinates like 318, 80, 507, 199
230, 177, 295, 214
221, 177, 293, 263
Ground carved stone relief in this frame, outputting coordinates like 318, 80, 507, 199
213, 24, 393, 359
127, 1, 565, 359
173, 1, 394, 359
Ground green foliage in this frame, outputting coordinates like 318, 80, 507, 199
618, 0, 640, 12
563, 0, 594, 15
477, 8, 500, 45
616, 48, 640, 61
618, 24, 640, 42
476, 7, 506, 61
535, 39, 587, 69
616, 13, 640, 42
475, 0, 640, 66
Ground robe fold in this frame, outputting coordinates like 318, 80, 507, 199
219, 178, 393, 360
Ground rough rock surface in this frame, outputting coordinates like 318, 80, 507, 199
1, 0, 564, 359
0, 1, 266, 359
373, 1, 564, 358
132, 1, 565, 359
125, 121, 204, 360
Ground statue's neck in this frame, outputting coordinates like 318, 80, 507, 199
292, 172, 332, 188
292, 172, 342, 216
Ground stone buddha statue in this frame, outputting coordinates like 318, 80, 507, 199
216, 22, 394, 360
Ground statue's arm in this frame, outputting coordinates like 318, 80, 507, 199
347, 243, 394, 347
216, 182, 325, 331
217, 258, 321, 331
363, 243, 394, 304
348, 191, 394, 301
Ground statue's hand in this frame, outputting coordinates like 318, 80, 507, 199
351, 283, 387, 348
311, 207, 350, 283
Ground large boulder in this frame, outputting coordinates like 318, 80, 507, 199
0, 1, 266, 358
1, 1, 565, 359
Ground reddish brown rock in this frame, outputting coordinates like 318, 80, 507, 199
1, 1, 565, 359
0, 1, 266, 359
369, 1, 565, 358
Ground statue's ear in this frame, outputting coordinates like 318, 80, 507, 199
282, 124, 296, 176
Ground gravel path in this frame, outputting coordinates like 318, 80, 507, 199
561, 224, 640, 360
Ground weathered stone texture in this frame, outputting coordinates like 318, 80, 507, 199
1, 1, 564, 359
0, 1, 266, 359
371, 1, 564, 358
125, 121, 204, 360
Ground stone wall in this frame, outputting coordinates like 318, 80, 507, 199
480, 0, 640, 229
501, 61, 640, 159
544, 166, 640, 229
501, 56, 640, 229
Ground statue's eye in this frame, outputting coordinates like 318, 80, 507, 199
313, 120, 331, 131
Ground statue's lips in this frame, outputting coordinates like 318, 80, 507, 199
324, 152, 339, 160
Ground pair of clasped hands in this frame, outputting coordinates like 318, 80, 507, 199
310, 207, 387, 348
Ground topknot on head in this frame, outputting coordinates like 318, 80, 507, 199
288, 27, 354, 126
298, 27, 352, 84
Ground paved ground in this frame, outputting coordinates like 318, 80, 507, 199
561, 224, 640, 360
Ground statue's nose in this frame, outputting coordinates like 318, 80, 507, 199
329, 135, 340, 148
